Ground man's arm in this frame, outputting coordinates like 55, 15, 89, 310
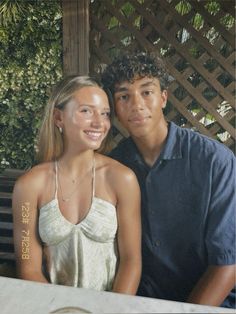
188, 150, 236, 306
187, 265, 236, 306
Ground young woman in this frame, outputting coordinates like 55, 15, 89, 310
12, 76, 141, 294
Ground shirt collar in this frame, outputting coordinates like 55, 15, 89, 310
128, 121, 183, 162
125, 138, 143, 163
160, 121, 183, 160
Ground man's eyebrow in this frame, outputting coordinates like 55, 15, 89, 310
114, 80, 158, 93
114, 86, 128, 93
140, 81, 158, 88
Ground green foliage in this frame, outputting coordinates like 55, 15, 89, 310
0, 0, 62, 172
205, 1, 220, 15
175, 0, 191, 15
0, 0, 29, 26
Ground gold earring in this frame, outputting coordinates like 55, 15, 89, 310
59, 127, 62, 134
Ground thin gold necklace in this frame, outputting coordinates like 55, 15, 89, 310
58, 161, 78, 184
57, 158, 94, 203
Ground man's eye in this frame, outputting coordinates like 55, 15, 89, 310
143, 90, 152, 96
120, 94, 129, 101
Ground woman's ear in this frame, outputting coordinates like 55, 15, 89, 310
53, 108, 64, 129
161, 90, 168, 109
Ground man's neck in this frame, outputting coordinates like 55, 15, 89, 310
133, 121, 168, 167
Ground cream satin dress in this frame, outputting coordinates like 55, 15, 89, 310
39, 160, 118, 291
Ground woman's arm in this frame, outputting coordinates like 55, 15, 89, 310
111, 166, 142, 295
12, 172, 49, 283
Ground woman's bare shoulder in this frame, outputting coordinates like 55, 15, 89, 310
14, 162, 54, 191
96, 154, 137, 183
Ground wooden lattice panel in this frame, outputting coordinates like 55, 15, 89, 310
90, 0, 235, 151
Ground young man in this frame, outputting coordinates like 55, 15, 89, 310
101, 51, 236, 308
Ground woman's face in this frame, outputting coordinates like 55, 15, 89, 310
56, 86, 111, 152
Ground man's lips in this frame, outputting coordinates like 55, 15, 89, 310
128, 116, 150, 123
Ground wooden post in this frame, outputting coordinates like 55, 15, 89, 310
62, 0, 90, 75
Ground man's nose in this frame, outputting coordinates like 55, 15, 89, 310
130, 93, 144, 111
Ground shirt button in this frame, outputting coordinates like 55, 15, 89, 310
155, 240, 161, 247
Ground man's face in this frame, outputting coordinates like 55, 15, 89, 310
114, 76, 167, 139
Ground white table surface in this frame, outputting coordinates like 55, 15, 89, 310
0, 276, 235, 314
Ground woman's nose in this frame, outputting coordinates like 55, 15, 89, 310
91, 112, 103, 127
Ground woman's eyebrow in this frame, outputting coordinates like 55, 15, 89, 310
77, 104, 110, 110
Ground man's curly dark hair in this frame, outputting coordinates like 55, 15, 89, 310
101, 51, 172, 95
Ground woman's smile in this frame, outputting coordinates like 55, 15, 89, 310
84, 130, 104, 141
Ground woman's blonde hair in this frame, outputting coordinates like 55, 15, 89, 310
37, 75, 113, 163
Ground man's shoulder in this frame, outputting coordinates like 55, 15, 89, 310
175, 124, 235, 162
109, 137, 134, 161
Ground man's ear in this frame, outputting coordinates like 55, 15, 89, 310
53, 108, 64, 129
161, 90, 168, 109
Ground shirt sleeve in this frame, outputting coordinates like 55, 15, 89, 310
206, 151, 236, 265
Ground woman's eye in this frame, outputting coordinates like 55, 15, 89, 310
103, 111, 111, 118
80, 108, 91, 114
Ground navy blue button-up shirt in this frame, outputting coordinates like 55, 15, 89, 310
110, 122, 236, 308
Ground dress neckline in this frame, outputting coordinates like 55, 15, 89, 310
39, 157, 116, 226
39, 196, 116, 227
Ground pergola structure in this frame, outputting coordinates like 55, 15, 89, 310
62, 0, 90, 75
62, 0, 235, 151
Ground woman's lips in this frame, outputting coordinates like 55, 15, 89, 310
84, 130, 103, 140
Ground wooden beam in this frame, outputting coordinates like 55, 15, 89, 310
62, 0, 90, 75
